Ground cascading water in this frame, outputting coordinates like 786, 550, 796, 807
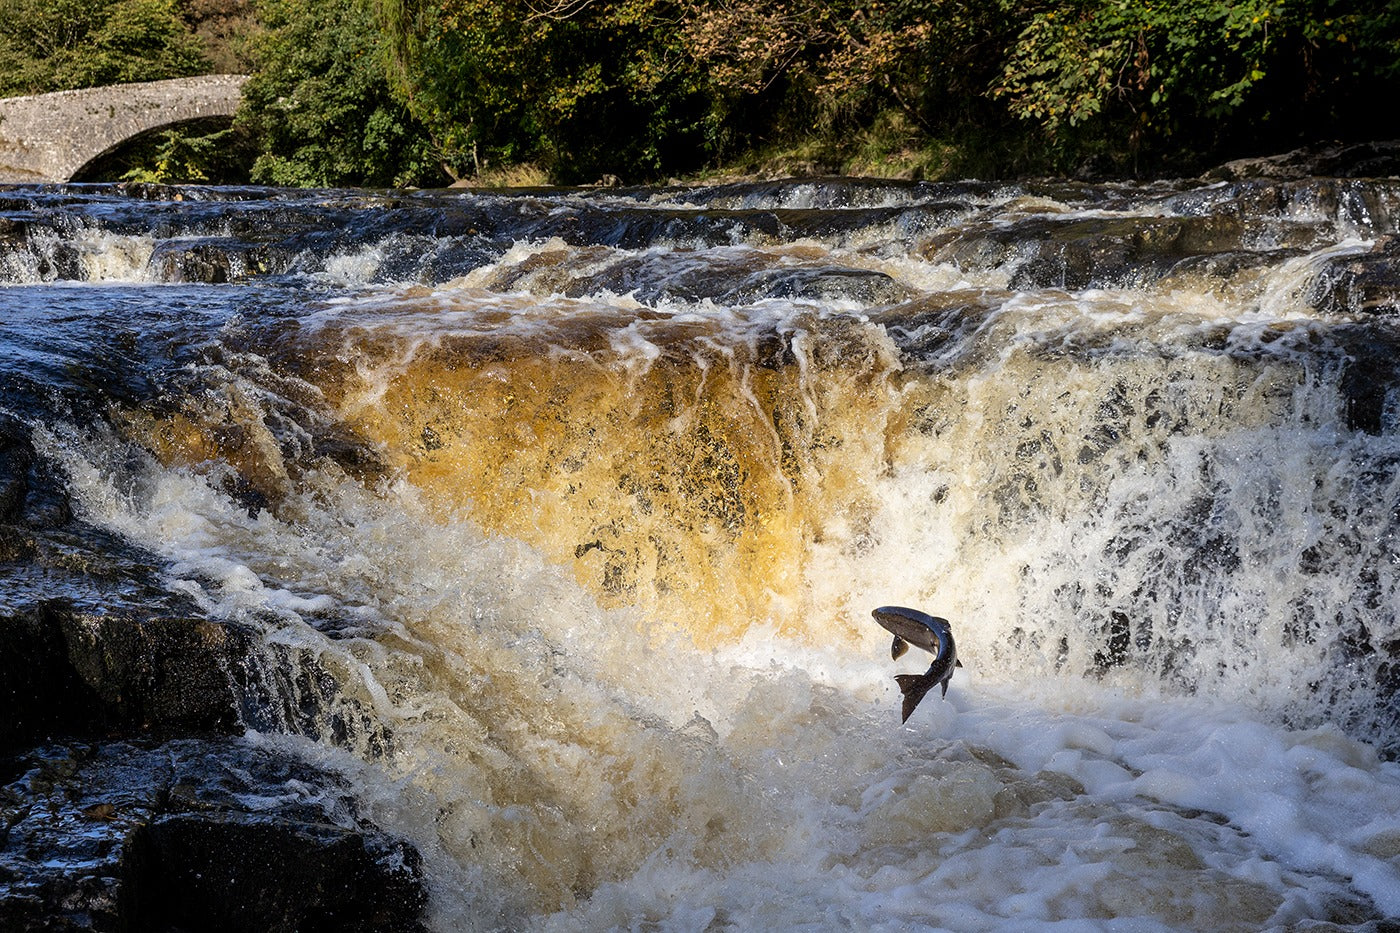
3, 175, 1400, 930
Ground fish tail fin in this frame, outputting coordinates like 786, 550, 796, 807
895, 672, 936, 723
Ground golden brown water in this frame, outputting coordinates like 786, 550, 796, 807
277, 289, 904, 646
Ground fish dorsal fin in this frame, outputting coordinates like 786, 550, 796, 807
891, 635, 908, 661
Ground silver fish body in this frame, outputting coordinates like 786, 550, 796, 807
872, 605, 961, 722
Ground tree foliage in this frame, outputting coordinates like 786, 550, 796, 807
676, 0, 1026, 169
2, 0, 1398, 184
237, 0, 440, 187
992, 0, 1400, 167
378, 0, 718, 183
0, 0, 208, 96
115, 124, 238, 183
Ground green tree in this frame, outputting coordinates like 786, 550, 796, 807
991, 0, 1400, 170
378, 0, 718, 183
0, 0, 208, 96
237, 0, 440, 187
677, 0, 1031, 174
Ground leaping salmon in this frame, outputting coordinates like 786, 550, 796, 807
872, 605, 962, 722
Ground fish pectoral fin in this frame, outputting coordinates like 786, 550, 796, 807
955, 659, 963, 668
891, 635, 908, 661
895, 672, 936, 723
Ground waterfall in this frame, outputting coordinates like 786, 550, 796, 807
3, 176, 1399, 929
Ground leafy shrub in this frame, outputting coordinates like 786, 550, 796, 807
0, 0, 208, 96
237, 0, 441, 187
992, 0, 1400, 170
379, 0, 718, 184
676, 0, 1031, 175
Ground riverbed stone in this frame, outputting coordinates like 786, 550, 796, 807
0, 412, 71, 529
921, 213, 1300, 290
1308, 234, 1400, 316
0, 410, 424, 929
0, 601, 253, 751
147, 237, 276, 283
1205, 140, 1400, 181
0, 739, 427, 933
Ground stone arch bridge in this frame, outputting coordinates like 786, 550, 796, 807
0, 75, 248, 184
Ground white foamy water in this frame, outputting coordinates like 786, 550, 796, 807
50, 460, 1400, 930
8, 177, 1400, 931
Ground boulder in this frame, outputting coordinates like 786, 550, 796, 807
1308, 234, 1400, 316
0, 601, 255, 752
1205, 141, 1400, 181
0, 415, 425, 931
923, 214, 1270, 290
0, 739, 427, 933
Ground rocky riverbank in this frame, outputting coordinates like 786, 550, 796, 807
0, 415, 428, 932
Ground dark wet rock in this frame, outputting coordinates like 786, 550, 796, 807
0, 414, 34, 523
0, 602, 250, 751
1308, 235, 1400, 316
653, 176, 1006, 211
870, 291, 1006, 370
0, 409, 393, 756
237, 638, 395, 758
921, 213, 1321, 290
148, 237, 277, 283
0, 413, 76, 550
520, 247, 914, 306
737, 266, 914, 305
1205, 141, 1400, 182
0, 428, 418, 929
0, 217, 84, 281
1331, 324, 1400, 433
1, 421, 237, 750
1156, 249, 1303, 286
1193, 178, 1400, 238
777, 204, 961, 243
0, 593, 395, 763
0, 739, 427, 933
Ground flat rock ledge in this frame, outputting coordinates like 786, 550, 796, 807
1203, 140, 1400, 181
0, 597, 430, 932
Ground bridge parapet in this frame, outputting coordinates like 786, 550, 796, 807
0, 75, 249, 184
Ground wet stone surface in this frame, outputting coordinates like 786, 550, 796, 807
0, 739, 427, 933
1309, 234, 1400, 316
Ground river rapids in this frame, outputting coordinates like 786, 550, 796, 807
3, 174, 1400, 930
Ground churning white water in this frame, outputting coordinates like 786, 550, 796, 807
5, 177, 1400, 930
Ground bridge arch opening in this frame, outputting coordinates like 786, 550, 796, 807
71, 114, 252, 184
